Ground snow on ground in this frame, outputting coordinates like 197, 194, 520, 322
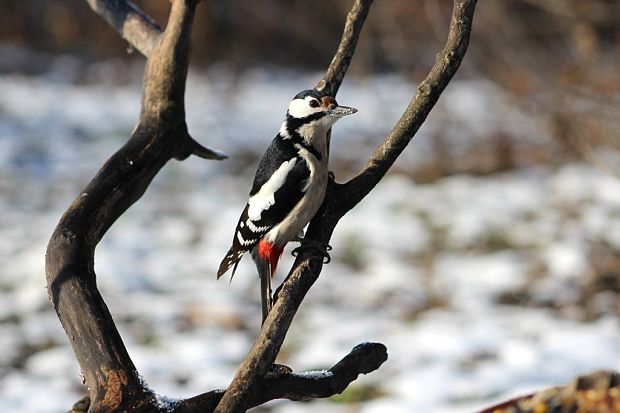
0, 64, 619, 412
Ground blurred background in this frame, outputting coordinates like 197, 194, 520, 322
0, 1, 619, 412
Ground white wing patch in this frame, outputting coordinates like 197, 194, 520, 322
236, 232, 254, 246
247, 158, 297, 221
246, 219, 270, 233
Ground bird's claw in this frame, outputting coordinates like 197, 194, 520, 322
291, 238, 332, 264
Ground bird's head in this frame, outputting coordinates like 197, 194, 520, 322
286, 89, 357, 128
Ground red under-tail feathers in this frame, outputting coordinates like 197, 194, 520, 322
257, 240, 284, 277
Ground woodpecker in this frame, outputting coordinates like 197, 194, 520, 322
217, 89, 357, 320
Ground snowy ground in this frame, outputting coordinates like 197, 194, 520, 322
0, 62, 619, 412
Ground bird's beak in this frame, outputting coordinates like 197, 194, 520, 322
321, 96, 357, 117
329, 105, 358, 117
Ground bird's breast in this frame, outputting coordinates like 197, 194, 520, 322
266, 145, 328, 246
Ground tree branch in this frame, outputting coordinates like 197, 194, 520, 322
51, 0, 475, 411
212, 3, 376, 412
46, 1, 223, 411
69, 343, 387, 412
85, 0, 162, 57
180, 343, 387, 412
316, 0, 374, 96
215, 1, 476, 412
337, 0, 478, 215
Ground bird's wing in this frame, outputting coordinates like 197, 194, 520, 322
217, 138, 310, 278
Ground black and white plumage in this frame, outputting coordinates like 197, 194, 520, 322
217, 89, 357, 282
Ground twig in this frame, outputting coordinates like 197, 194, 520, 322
84, 0, 162, 57
337, 0, 478, 214
317, 0, 374, 96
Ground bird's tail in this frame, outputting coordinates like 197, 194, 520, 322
253, 240, 284, 323
217, 248, 244, 280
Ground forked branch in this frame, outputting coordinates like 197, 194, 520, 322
70, 343, 387, 412
214, 1, 478, 413
181, 343, 387, 412
48, 0, 478, 412
48, 0, 379, 412
46, 1, 222, 412
337, 0, 477, 212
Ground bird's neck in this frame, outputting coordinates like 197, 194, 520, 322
280, 118, 330, 161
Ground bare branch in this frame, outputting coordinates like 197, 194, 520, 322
338, 0, 478, 214
181, 343, 387, 412
85, 0, 162, 57
256, 341, 387, 403
52, 0, 475, 411
215, 2, 477, 412
213, 258, 327, 412
316, 0, 374, 96
68, 343, 387, 412
212, 3, 378, 409
45, 1, 222, 411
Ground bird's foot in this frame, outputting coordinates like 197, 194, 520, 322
291, 237, 333, 264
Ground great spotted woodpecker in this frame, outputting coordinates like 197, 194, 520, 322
217, 89, 356, 319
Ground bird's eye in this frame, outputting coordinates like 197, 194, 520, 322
309, 99, 320, 108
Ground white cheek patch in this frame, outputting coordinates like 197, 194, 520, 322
288, 98, 322, 119
247, 159, 297, 220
